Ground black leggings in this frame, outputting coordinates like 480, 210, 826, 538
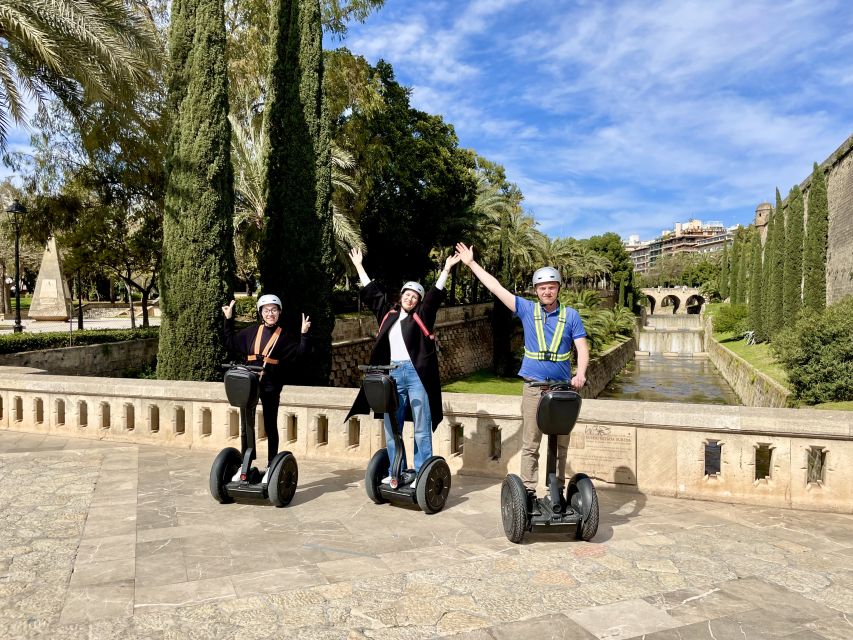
242, 384, 281, 466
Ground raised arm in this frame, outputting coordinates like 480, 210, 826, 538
348, 247, 371, 287
455, 242, 516, 312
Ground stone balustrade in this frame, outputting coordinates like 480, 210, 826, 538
1, 367, 850, 513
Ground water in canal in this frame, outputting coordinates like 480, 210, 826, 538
598, 355, 740, 405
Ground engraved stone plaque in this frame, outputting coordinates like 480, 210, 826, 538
568, 422, 637, 485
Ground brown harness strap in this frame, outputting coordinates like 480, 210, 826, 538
246, 325, 282, 370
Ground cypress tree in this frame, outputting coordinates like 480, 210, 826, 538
258, 0, 333, 384
766, 189, 785, 337
736, 228, 749, 305
719, 236, 729, 300
158, 0, 235, 380
760, 215, 773, 335
729, 229, 741, 304
618, 278, 626, 307
803, 163, 828, 312
748, 226, 764, 340
783, 185, 804, 319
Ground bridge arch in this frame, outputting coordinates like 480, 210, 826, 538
641, 287, 703, 315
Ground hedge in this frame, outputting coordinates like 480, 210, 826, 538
0, 328, 159, 355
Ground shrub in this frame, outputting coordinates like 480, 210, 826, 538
771, 296, 853, 404
712, 303, 748, 334
235, 296, 257, 319
0, 328, 159, 355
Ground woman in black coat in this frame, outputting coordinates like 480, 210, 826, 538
345, 248, 460, 487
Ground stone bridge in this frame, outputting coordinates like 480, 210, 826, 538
641, 286, 705, 314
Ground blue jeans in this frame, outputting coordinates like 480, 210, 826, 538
384, 360, 433, 474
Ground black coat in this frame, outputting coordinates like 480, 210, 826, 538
223, 319, 309, 388
345, 280, 446, 430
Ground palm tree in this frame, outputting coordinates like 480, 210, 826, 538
230, 112, 363, 287
0, 0, 159, 149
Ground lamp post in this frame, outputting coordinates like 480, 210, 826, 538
6, 200, 26, 333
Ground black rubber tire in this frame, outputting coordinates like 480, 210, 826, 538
501, 474, 529, 543
568, 475, 599, 541
268, 452, 298, 507
209, 447, 241, 504
415, 457, 451, 514
365, 448, 390, 505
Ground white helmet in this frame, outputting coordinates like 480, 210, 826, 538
400, 281, 425, 299
532, 266, 562, 287
256, 294, 282, 312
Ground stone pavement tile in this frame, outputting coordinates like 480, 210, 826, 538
488, 614, 598, 640
69, 557, 136, 587
134, 575, 237, 612
134, 551, 189, 587
378, 544, 475, 572
802, 614, 853, 640
316, 555, 393, 583
814, 584, 853, 614
58, 579, 135, 625
135, 522, 221, 543
83, 505, 138, 538
76, 533, 137, 564
230, 564, 328, 597
716, 577, 840, 622
643, 586, 755, 625
440, 630, 496, 640
184, 544, 280, 581
567, 598, 683, 639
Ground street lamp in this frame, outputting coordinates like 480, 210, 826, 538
5, 200, 26, 333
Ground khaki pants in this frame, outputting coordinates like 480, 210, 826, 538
520, 383, 569, 492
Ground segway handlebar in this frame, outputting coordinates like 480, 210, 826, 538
220, 362, 265, 373
528, 379, 573, 391
358, 364, 400, 372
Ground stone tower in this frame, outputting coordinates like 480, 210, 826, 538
755, 202, 772, 245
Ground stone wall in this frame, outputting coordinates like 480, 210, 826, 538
0, 338, 159, 377
582, 337, 636, 399
2, 368, 851, 513
703, 315, 791, 408
793, 133, 853, 306
329, 316, 494, 388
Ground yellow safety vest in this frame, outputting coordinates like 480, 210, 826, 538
524, 304, 571, 362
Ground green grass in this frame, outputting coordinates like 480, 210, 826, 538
443, 369, 523, 395
714, 331, 789, 387
811, 401, 853, 411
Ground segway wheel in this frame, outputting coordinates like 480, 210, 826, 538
365, 448, 390, 504
210, 447, 241, 504
567, 474, 599, 541
268, 452, 298, 507
501, 474, 529, 544
415, 457, 451, 514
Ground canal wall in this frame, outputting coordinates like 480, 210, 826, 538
2, 367, 851, 512
702, 314, 792, 408
582, 336, 637, 399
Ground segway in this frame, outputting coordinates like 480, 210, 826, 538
360, 364, 451, 514
209, 363, 298, 507
501, 381, 599, 543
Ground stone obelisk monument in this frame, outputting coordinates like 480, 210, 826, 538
29, 237, 72, 321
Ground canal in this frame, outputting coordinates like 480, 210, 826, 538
598, 355, 740, 405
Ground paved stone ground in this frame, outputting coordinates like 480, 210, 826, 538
0, 316, 160, 335
1, 429, 852, 640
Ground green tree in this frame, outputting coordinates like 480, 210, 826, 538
719, 236, 729, 300
736, 227, 749, 305
0, 0, 159, 149
783, 185, 804, 320
352, 61, 476, 286
803, 163, 828, 312
730, 228, 742, 304
158, 0, 235, 380
748, 225, 764, 340
258, 0, 334, 385
764, 189, 785, 337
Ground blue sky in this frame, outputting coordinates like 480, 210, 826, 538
338, 0, 853, 241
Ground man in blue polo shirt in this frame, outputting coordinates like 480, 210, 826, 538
456, 242, 589, 495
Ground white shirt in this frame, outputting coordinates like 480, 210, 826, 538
360, 271, 448, 362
